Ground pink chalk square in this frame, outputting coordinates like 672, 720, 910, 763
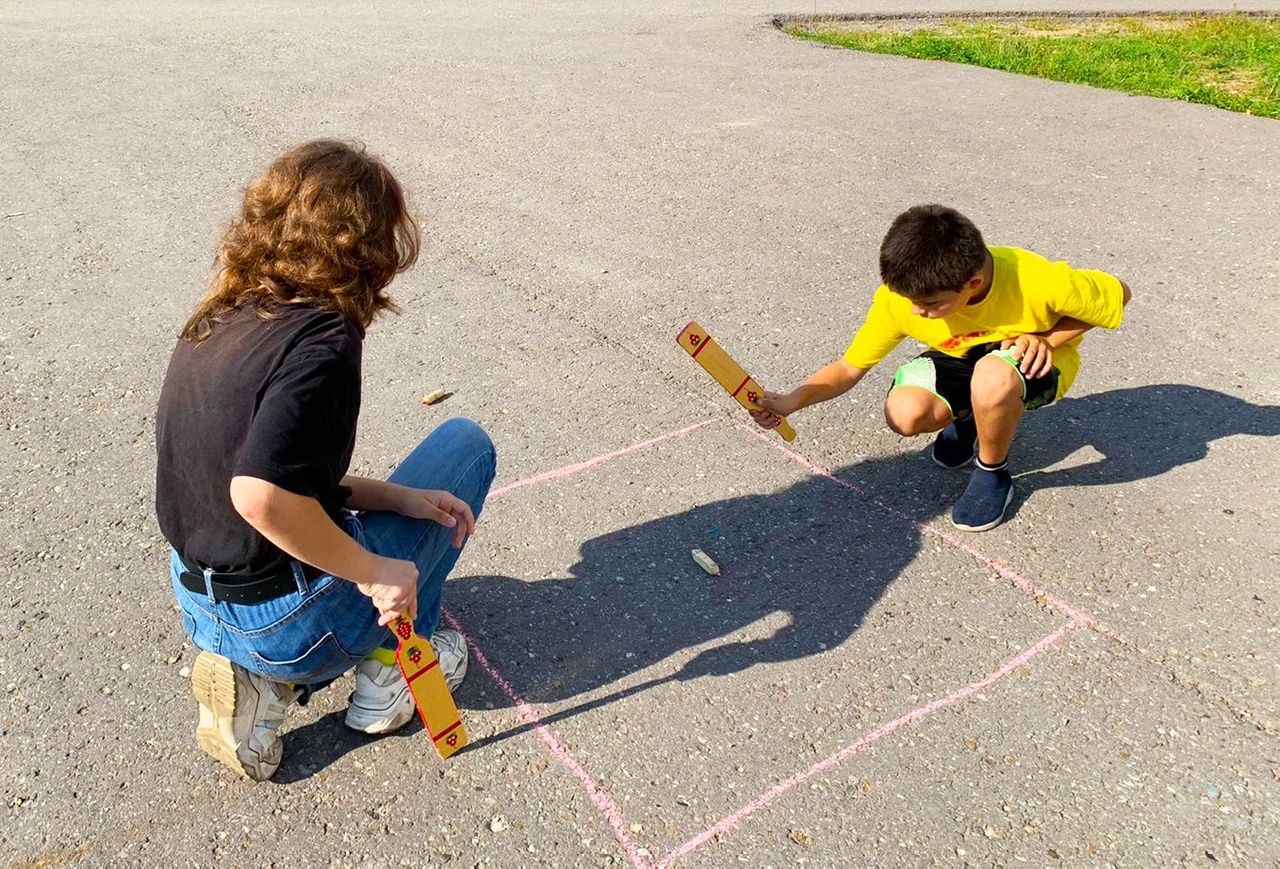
449, 421, 1085, 865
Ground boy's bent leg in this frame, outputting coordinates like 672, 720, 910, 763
883, 386, 953, 436
889, 353, 980, 467
970, 354, 1025, 466
952, 355, 1023, 531
170, 554, 305, 779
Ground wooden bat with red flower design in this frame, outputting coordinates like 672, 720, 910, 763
390, 615, 467, 758
676, 320, 796, 441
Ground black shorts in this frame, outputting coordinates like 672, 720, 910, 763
890, 342, 1060, 418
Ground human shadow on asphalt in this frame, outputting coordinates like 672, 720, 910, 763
1014, 383, 1280, 491
272, 717, 431, 785
280, 384, 1278, 774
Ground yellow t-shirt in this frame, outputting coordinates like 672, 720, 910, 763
843, 246, 1125, 398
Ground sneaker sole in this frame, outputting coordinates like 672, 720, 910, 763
191, 651, 248, 778
950, 485, 1015, 532
931, 438, 977, 471
931, 450, 975, 470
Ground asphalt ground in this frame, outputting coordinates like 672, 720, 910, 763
3, 0, 1279, 865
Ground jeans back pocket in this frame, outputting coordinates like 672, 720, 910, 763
246, 630, 357, 685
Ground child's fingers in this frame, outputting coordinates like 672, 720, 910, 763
750, 408, 779, 428
429, 505, 459, 529
1023, 346, 1051, 377
455, 501, 477, 535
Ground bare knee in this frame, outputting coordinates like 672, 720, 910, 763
885, 405, 925, 436
884, 389, 948, 436
971, 356, 1023, 408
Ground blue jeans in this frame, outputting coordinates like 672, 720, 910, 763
171, 418, 496, 694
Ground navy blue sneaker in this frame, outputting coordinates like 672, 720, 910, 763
931, 414, 978, 469
951, 464, 1014, 531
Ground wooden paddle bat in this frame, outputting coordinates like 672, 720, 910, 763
390, 615, 468, 758
677, 320, 796, 441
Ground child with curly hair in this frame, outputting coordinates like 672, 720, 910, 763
156, 140, 496, 780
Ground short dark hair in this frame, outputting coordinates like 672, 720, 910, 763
879, 204, 986, 299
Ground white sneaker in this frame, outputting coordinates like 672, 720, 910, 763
344, 656, 415, 734
430, 629, 469, 692
191, 650, 300, 782
344, 630, 469, 735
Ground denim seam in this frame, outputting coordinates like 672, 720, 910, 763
248, 629, 358, 666
223, 575, 349, 641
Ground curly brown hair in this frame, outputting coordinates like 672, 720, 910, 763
182, 140, 420, 342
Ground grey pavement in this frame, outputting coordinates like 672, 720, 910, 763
3, 0, 1279, 865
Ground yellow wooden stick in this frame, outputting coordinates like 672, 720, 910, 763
390, 615, 468, 759
676, 320, 796, 442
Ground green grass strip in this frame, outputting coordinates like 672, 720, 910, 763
785, 14, 1280, 119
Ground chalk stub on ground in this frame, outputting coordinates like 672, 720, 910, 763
691, 548, 720, 576
421, 388, 448, 405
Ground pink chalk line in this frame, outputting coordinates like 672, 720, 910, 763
656, 620, 1082, 867
434, 422, 725, 869
487, 419, 717, 501
734, 421, 1096, 628
441, 609, 649, 869
438, 419, 1090, 867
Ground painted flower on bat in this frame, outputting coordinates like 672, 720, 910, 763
397, 622, 413, 640
408, 647, 422, 664
689, 334, 702, 346
446, 733, 459, 747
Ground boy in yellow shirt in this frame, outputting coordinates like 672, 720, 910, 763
753, 204, 1131, 532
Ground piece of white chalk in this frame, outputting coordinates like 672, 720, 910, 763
691, 548, 720, 576
421, 388, 448, 405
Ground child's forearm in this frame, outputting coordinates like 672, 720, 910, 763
342, 475, 399, 512
230, 475, 380, 583
1040, 316, 1094, 349
783, 360, 867, 413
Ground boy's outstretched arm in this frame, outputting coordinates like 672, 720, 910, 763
751, 359, 867, 428
1002, 280, 1132, 377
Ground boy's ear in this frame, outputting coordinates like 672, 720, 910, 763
964, 270, 985, 290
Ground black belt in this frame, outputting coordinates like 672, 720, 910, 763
178, 556, 323, 605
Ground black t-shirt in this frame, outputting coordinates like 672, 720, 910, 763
155, 305, 362, 576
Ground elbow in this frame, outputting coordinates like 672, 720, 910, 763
833, 358, 865, 390
229, 476, 277, 530
1120, 280, 1133, 306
